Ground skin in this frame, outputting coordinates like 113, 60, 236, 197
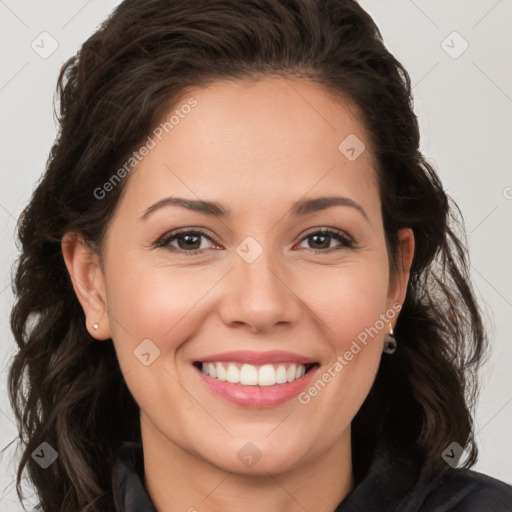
62, 77, 414, 512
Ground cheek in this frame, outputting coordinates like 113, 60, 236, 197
303, 256, 390, 345
296, 264, 388, 438
296, 253, 390, 408
104, 257, 217, 367
103, 262, 214, 430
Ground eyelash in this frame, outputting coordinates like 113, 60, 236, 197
154, 227, 355, 256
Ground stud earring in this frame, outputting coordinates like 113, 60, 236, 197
383, 324, 397, 354
92, 323, 99, 330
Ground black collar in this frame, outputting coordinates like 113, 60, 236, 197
334, 429, 439, 511
112, 441, 157, 512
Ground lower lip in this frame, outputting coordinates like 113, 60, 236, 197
194, 364, 319, 408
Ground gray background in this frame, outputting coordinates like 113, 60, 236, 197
1, 0, 511, 509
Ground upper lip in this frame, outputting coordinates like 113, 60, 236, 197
195, 350, 318, 365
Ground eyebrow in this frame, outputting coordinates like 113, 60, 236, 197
140, 195, 369, 223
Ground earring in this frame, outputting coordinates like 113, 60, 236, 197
92, 323, 99, 330
383, 324, 397, 354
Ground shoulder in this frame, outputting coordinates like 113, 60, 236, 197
420, 467, 512, 511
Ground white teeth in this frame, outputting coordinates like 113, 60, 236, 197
275, 364, 288, 384
258, 364, 275, 386
287, 364, 296, 383
199, 361, 310, 386
226, 363, 239, 383
216, 362, 227, 381
240, 364, 258, 385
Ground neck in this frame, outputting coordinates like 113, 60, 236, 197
141, 416, 355, 512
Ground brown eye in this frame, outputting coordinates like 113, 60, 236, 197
155, 229, 217, 255
297, 229, 354, 253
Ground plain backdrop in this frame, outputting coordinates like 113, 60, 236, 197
1, 0, 511, 510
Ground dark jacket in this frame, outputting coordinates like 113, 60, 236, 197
111, 431, 512, 512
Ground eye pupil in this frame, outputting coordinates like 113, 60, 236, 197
310, 234, 330, 249
178, 234, 201, 250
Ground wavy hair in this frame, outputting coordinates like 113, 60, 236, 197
6, 0, 488, 510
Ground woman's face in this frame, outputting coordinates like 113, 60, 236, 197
66, 78, 414, 475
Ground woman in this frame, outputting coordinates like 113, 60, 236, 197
6, 0, 512, 511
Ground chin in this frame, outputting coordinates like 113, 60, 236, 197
198, 435, 312, 476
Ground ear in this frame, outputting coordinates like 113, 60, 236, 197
61, 232, 112, 340
387, 227, 415, 320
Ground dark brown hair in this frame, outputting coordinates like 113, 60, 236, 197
6, 0, 488, 510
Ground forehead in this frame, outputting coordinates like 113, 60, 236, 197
117, 77, 379, 220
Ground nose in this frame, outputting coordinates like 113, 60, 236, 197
217, 249, 303, 334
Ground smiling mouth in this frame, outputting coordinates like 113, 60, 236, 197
193, 361, 319, 386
